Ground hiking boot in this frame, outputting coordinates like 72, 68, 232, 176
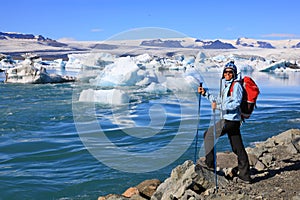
233, 176, 252, 184
197, 159, 215, 171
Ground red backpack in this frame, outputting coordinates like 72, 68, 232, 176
228, 76, 260, 120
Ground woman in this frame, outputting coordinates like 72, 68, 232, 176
198, 61, 252, 184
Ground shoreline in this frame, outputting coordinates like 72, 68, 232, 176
98, 128, 300, 200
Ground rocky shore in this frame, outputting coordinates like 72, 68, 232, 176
98, 129, 300, 200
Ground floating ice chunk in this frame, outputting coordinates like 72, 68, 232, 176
66, 53, 115, 71
136, 70, 159, 86
259, 60, 288, 72
239, 64, 254, 72
79, 89, 129, 105
212, 55, 227, 63
136, 77, 153, 86
135, 53, 152, 63
169, 64, 185, 70
65, 54, 83, 72
174, 54, 184, 61
143, 82, 168, 93
5, 63, 75, 84
195, 52, 207, 64
143, 59, 161, 69
184, 55, 195, 65
91, 57, 143, 86
163, 76, 195, 92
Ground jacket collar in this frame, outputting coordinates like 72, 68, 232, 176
225, 78, 234, 87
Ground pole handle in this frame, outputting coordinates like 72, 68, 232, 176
212, 100, 217, 112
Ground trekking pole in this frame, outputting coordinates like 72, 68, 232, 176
212, 100, 218, 192
194, 82, 203, 163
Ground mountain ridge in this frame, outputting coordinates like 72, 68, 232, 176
1, 31, 300, 61
0, 31, 67, 47
1, 31, 300, 50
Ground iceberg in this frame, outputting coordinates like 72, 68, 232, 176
5, 64, 75, 84
65, 54, 83, 72
259, 60, 290, 72
65, 52, 116, 72
143, 82, 168, 93
78, 88, 129, 105
0, 54, 16, 69
44, 59, 66, 74
90, 56, 143, 87
134, 53, 152, 63
5, 55, 75, 84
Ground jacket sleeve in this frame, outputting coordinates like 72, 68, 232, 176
203, 89, 217, 103
223, 82, 243, 110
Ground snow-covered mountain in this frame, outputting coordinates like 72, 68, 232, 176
235, 37, 300, 49
236, 37, 275, 48
1, 31, 300, 62
137, 37, 300, 49
194, 39, 236, 49
2, 31, 300, 51
0, 32, 67, 47
0, 32, 83, 60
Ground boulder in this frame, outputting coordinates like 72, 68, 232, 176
151, 160, 227, 200
136, 179, 161, 199
122, 187, 139, 198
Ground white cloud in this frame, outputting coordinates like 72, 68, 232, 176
57, 37, 77, 42
261, 33, 299, 38
225, 27, 234, 32
91, 28, 103, 33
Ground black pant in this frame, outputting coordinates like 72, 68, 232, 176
204, 119, 250, 180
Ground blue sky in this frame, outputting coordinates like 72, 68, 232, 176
1, 0, 299, 41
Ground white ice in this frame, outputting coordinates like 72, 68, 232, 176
2, 37, 300, 105
78, 88, 129, 105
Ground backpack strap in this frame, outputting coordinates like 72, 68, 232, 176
227, 81, 237, 97
226, 80, 246, 122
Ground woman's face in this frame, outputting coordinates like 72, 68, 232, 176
223, 69, 234, 81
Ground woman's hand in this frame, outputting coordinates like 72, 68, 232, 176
198, 86, 206, 96
212, 101, 217, 110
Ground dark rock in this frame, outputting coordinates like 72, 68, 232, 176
236, 38, 275, 48
0, 32, 35, 39
0, 35, 7, 40
291, 42, 300, 48
195, 39, 236, 49
0, 31, 67, 47
257, 41, 275, 48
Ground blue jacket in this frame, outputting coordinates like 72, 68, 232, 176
203, 79, 243, 121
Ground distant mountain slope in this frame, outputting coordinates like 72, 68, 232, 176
140, 39, 184, 48
194, 39, 236, 49
0, 32, 67, 47
139, 38, 236, 49
138, 37, 300, 49
1, 31, 300, 61
236, 37, 275, 48
292, 42, 300, 48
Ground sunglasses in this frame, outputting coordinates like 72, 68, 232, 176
224, 70, 234, 74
